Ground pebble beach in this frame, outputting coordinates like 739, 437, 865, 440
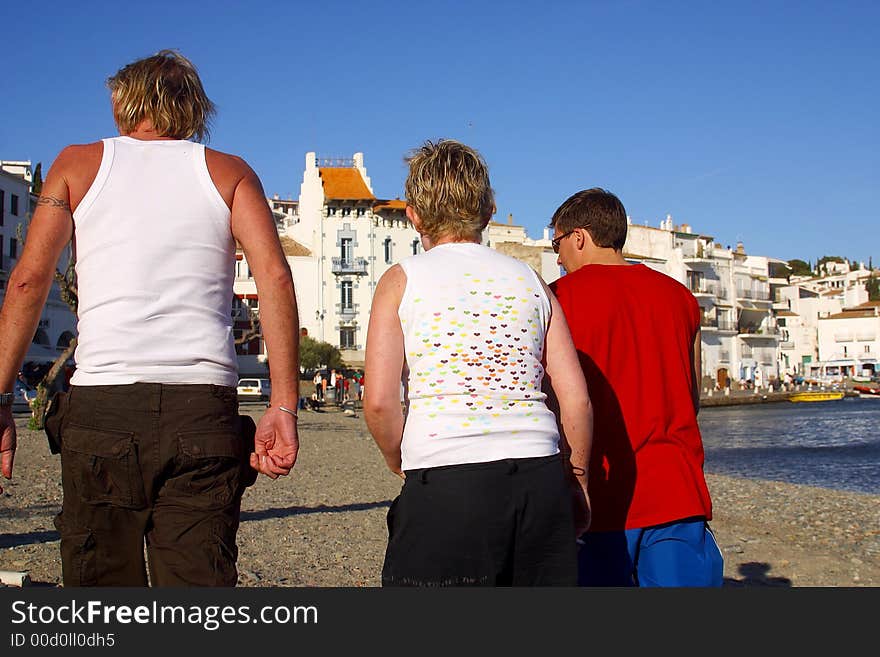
1, 404, 877, 587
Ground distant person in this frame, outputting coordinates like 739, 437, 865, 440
0, 50, 301, 585
349, 372, 361, 402
548, 188, 722, 587
364, 139, 592, 586
335, 372, 344, 403
313, 370, 323, 401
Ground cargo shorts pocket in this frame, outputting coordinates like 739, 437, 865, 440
174, 430, 246, 508
61, 424, 146, 509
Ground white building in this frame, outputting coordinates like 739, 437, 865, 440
235, 152, 569, 372
233, 153, 422, 371
0, 161, 77, 371
816, 300, 879, 379
238, 152, 872, 390
484, 214, 560, 283
622, 218, 782, 389
773, 265, 869, 376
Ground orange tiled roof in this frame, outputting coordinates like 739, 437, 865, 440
825, 310, 876, 320
776, 310, 799, 317
319, 168, 375, 200
373, 199, 407, 212
279, 235, 311, 257
235, 236, 311, 258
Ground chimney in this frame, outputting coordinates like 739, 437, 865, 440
507, 213, 513, 225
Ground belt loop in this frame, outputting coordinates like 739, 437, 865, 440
506, 459, 518, 475
419, 469, 429, 484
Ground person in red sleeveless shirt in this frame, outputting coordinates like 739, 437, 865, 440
548, 188, 723, 587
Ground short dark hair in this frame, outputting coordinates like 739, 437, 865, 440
549, 188, 628, 251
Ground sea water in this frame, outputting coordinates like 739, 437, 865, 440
698, 397, 880, 494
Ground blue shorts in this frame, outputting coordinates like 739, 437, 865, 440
577, 518, 723, 587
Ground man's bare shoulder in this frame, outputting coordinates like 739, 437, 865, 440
204, 147, 252, 175
52, 142, 104, 171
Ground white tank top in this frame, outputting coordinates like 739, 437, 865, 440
397, 242, 560, 470
70, 136, 237, 386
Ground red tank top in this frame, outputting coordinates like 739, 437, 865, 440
551, 264, 713, 531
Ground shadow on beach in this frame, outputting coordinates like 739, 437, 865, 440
723, 562, 792, 587
240, 500, 391, 522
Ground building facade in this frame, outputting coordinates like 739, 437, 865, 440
0, 161, 77, 369
235, 151, 875, 387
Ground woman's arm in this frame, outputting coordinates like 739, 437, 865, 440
542, 283, 593, 535
363, 265, 407, 477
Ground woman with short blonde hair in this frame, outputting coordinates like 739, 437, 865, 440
365, 139, 593, 586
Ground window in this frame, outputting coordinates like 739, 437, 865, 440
327, 207, 337, 216
843, 346, 847, 356
411, 238, 420, 255
0, 190, 4, 225
340, 327, 356, 349
341, 281, 353, 310
866, 345, 871, 353
384, 237, 393, 264
10, 194, 19, 217
340, 237, 353, 264
342, 207, 352, 217
356, 207, 366, 217
10, 238, 17, 259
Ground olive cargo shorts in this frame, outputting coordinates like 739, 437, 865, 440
46, 383, 257, 587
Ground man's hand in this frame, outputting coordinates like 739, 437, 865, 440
249, 406, 299, 479
0, 409, 17, 494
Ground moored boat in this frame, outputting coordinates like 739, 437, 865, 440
853, 385, 880, 399
789, 391, 845, 403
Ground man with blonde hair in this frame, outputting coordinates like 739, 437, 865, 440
0, 50, 301, 586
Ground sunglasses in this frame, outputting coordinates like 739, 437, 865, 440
551, 225, 591, 253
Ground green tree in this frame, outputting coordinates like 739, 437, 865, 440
867, 275, 880, 302
32, 162, 43, 195
816, 255, 845, 268
787, 259, 813, 277
299, 335, 343, 372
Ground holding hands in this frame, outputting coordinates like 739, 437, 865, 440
249, 404, 299, 479
0, 410, 15, 494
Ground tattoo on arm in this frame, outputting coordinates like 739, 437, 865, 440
36, 195, 72, 211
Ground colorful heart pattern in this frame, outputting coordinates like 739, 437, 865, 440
402, 274, 548, 435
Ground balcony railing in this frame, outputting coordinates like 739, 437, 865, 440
331, 257, 369, 275
719, 351, 730, 362
736, 288, 771, 301
690, 281, 717, 296
700, 316, 718, 328
336, 303, 359, 320
780, 341, 795, 349
741, 346, 754, 359
738, 325, 779, 337
717, 319, 737, 331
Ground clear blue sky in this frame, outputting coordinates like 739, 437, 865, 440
3, 0, 877, 266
